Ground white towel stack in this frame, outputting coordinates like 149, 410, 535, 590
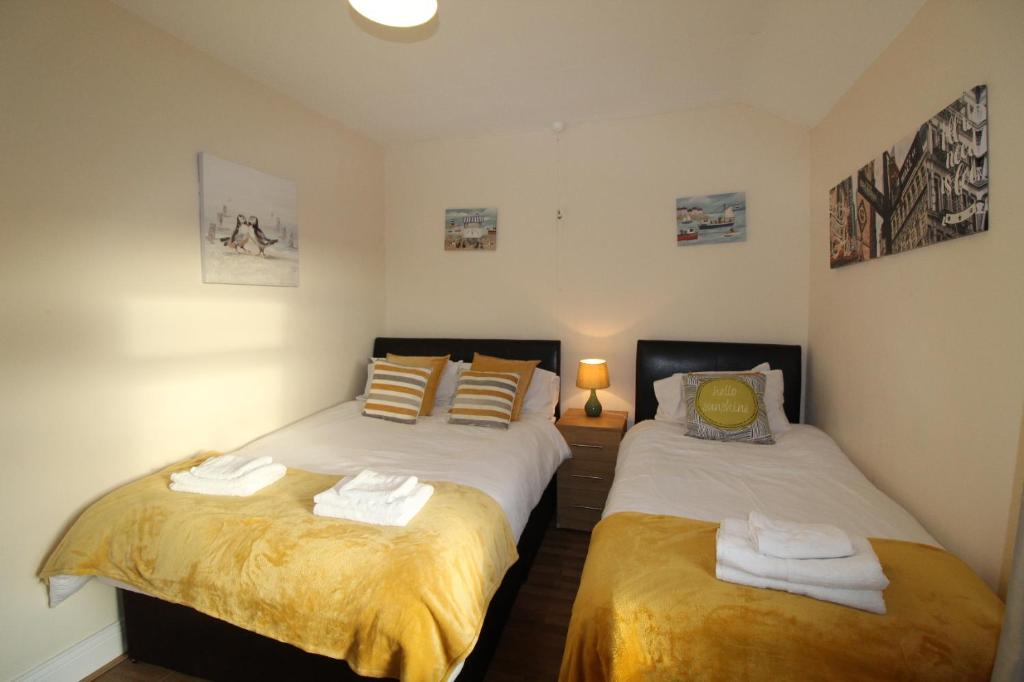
169, 454, 287, 496
313, 470, 434, 527
715, 513, 889, 614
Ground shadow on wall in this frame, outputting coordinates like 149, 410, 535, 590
1000, 406, 1024, 596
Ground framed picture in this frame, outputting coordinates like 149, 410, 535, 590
829, 84, 988, 268
445, 208, 497, 251
199, 152, 299, 286
676, 191, 747, 246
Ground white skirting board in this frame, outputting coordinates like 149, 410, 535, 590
14, 621, 124, 682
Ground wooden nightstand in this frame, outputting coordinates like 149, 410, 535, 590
556, 408, 628, 531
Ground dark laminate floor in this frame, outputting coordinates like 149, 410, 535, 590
94, 524, 592, 682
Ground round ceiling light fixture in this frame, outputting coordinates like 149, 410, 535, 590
349, 0, 438, 28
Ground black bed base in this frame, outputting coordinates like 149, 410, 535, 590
121, 478, 556, 682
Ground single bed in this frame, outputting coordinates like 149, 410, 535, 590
44, 338, 569, 682
559, 340, 1003, 681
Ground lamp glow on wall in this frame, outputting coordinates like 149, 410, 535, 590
348, 0, 438, 27
577, 358, 610, 418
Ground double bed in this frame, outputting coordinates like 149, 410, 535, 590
560, 340, 1003, 681
43, 337, 569, 681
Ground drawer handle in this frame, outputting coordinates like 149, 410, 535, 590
570, 504, 603, 511
571, 442, 604, 449
570, 474, 604, 480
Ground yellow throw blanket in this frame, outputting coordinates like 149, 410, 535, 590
560, 512, 1003, 682
41, 455, 518, 682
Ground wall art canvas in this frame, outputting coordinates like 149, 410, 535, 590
199, 152, 299, 286
829, 84, 988, 269
445, 208, 497, 250
676, 191, 747, 246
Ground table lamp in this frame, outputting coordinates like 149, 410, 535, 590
577, 358, 610, 417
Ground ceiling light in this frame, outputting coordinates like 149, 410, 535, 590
349, 0, 438, 28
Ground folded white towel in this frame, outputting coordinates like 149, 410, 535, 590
314, 483, 434, 527
748, 511, 854, 559
170, 463, 287, 496
313, 470, 420, 506
189, 454, 274, 480
718, 519, 888, 591
716, 563, 886, 614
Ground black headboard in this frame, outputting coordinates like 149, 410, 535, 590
635, 340, 802, 424
373, 337, 562, 417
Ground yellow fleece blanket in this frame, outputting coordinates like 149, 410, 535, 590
560, 512, 1003, 682
41, 455, 518, 682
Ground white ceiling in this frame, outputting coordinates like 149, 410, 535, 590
112, 0, 925, 144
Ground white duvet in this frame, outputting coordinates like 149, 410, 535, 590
604, 420, 938, 546
217, 400, 570, 540
49, 401, 570, 610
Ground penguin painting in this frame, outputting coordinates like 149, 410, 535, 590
248, 215, 278, 257
220, 215, 250, 253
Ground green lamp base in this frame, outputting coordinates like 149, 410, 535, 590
584, 388, 603, 417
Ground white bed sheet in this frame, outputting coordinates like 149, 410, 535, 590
604, 420, 938, 546
51, 401, 568, 680
229, 399, 570, 541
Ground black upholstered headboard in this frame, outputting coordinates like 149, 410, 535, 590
372, 337, 562, 417
635, 340, 802, 424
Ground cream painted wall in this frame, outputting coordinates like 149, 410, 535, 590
0, 1, 384, 678
385, 105, 809, 418
808, 0, 1024, 590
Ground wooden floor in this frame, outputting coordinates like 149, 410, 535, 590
95, 524, 592, 682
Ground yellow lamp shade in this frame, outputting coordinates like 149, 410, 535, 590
576, 359, 610, 390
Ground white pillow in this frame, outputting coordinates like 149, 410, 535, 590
358, 357, 384, 399
654, 363, 790, 434
433, 360, 463, 407
521, 367, 560, 418
755, 364, 790, 435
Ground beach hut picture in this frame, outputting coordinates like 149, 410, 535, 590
444, 208, 497, 250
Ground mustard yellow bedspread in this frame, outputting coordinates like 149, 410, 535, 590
41, 454, 518, 682
560, 512, 1002, 682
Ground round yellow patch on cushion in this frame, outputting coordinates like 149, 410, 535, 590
694, 377, 758, 429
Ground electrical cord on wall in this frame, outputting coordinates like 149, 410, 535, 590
552, 122, 566, 386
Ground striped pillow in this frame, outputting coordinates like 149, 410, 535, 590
362, 361, 433, 425
448, 370, 521, 429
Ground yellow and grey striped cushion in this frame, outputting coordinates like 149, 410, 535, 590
362, 361, 433, 424
448, 370, 520, 429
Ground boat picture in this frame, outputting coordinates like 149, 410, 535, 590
675, 191, 747, 246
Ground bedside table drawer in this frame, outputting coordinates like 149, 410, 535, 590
558, 483, 610, 510
559, 458, 614, 489
557, 504, 604, 532
559, 426, 622, 453
565, 444, 618, 469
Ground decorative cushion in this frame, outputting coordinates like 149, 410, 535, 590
655, 363, 789, 433
470, 353, 540, 421
684, 372, 775, 444
385, 353, 450, 415
362, 361, 433, 424
448, 370, 521, 429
